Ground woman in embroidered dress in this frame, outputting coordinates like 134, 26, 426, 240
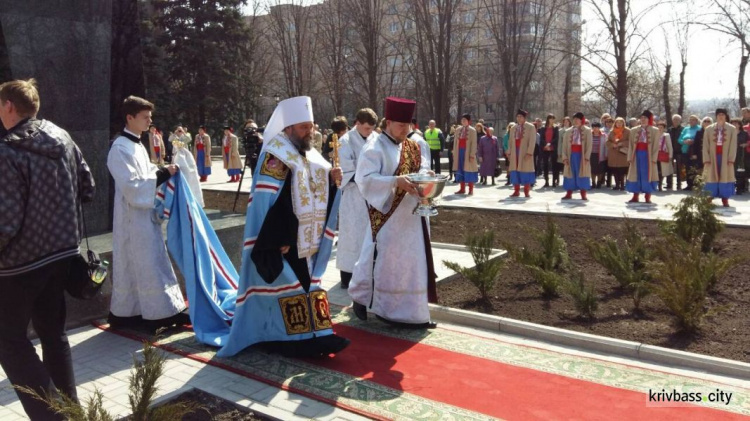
193, 125, 212, 182
589, 122, 605, 188
452, 114, 479, 195
656, 121, 674, 191
626, 110, 660, 203
556, 116, 572, 187
606, 117, 631, 191
703, 108, 738, 207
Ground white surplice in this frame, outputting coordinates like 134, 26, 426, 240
107, 133, 186, 320
172, 143, 204, 207
336, 128, 376, 273
349, 133, 432, 324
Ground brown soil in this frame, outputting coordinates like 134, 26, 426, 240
431, 208, 750, 362
171, 389, 269, 420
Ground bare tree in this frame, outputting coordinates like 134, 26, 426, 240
313, 0, 348, 115
482, 0, 564, 121
694, 0, 750, 108
343, 0, 388, 109
405, 0, 476, 129
676, 20, 690, 116
578, 0, 662, 117
660, 30, 673, 119
266, 0, 317, 97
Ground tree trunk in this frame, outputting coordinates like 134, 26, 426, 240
563, 65, 571, 117
739, 47, 748, 108
615, 0, 628, 117
662, 63, 671, 120
678, 59, 686, 116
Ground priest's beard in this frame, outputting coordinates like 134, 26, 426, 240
289, 131, 313, 152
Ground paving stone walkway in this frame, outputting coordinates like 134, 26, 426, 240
201, 159, 750, 227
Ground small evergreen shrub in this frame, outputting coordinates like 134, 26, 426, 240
660, 176, 724, 253
586, 217, 653, 311
17, 338, 198, 421
504, 213, 570, 298
648, 235, 743, 332
564, 272, 598, 319
444, 230, 505, 302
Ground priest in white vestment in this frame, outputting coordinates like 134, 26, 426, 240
336, 108, 379, 289
349, 97, 438, 329
107, 96, 190, 332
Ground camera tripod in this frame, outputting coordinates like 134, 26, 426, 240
232, 151, 256, 212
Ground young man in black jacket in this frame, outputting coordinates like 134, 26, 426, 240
0, 79, 95, 420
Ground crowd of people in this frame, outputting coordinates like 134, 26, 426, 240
420, 108, 750, 207
1, 73, 748, 420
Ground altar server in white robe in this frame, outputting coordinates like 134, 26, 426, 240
107, 96, 190, 332
336, 108, 379, 289
349, 97, 438, 329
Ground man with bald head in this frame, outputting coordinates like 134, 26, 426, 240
424, 119, 445, 173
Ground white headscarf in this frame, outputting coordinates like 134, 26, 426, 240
262, 96, 314, 151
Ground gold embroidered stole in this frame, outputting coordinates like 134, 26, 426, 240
368, 138, 421, 241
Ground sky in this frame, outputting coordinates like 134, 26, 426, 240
581, 0, 748, 102
244, 1, 748, 102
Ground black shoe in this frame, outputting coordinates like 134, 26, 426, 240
145, 309, 191, 334
352, 302, 368, 321
376, 315, 437, 329
683, 186, 692, 191
262, 334, 350, 358
543, 181, 550, 187
107, 312, 143, 330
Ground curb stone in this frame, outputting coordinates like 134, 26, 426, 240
429, 304, 750, 379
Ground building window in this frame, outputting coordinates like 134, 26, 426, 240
463, 12, 474, 24
486, 104, 494, 113
389, 22, 399, 33
404, 19, 414, 30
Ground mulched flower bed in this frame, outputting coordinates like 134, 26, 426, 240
166, 389, 269, 420
431, 208, 750, 362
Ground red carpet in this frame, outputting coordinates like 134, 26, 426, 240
96, 315, 747, 420
312, 324, 745, 420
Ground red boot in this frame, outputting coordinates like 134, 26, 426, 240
722, 198, 730, 207
628, 193, 640, 203
523, 184, 531, 198
580, 190, 588, 201
510, 185, 520, 197
468, 183, 474, 195
562, 190, 573, 200
455, 182, 466, 194
645, 193, 652, 204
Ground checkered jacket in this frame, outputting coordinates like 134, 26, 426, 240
0, 118, 95, 276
